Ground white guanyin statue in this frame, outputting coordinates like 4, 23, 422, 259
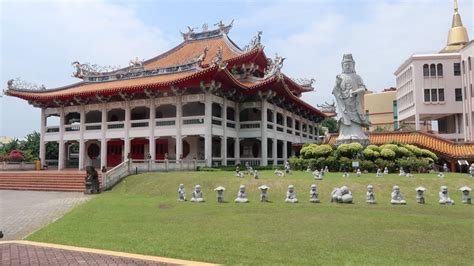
178, 184, 186, 201
331, 186, 353, 203
214, 186, 225, 203
439, 186, 455, 205
366, 185, 376, 204
285, 185, 298, 203
416, 186, 426, 204
235, 185, 249, 203
391, 185, 406, 205
310, 184, 320, 203
459, 186, 472, 204
333, 54, 370, 145
191, 185, 204, 202
258, 185, 270, 202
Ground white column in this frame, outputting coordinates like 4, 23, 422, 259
272, 105, 278, 165
283, 140, 288, 161
124, 100, 131, 160
39, 108, 46, 167
58, 107, 65, 170
100, 103, 107, 169
176, 96, 182, 160
78, 105, 85, 170
261, 100, 268, 166
222, 99, 227, 166
204, 92, 212, 167
235, 103, 240, 164
415, 113, 420, 131
149, 98, 156, 160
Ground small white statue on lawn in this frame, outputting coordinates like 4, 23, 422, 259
191, 185, 204, 202
383, 167, 389, 174
439, 186, 455, 205
469, 163, 474, 177
416, 186, 426, 204
459, 186, 472, 204
399, 167, 406, 176
342, 171, 349, 178
376, 168, 383, 177
252, 170, 259, 179
366, 185, 376, 204
331, 186, 353, 203
275, 169, 285, 177
391, 185, 406, 205
356, 168, 362, 177
438, 171, 445, 178
443, 163, 449, 173
285, 185, 298, 203
310, 184, 320, 203
235, 171, 244, 178
306, 166, 312, 172
178, 184, 186, 201
214, 186, 225, 203
324, 166, 329, 173
313, 169, 323, 180
284, 160, 291, 173
235, 185, 249, 203
258, 185, 270, 202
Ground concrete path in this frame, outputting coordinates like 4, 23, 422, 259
1, 241, 217, 266
0, 190, 91, 240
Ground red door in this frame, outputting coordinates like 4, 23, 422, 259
155, 139, 168, 160
107, 140, 123, 167
131, 139, 147, 160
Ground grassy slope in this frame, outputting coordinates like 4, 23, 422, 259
28, 171, 474, 265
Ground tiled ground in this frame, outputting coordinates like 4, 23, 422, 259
0, 243, 176, 265
0, 190, 91, 240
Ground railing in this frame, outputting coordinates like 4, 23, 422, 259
85, 123, 101, 130
183, 116, 204, 125
267, 124, 273, 130
226, 121, 235, 128
131, 119, 149, 128
103, 159, 131, 190
287, 129, 292, 134
131, 159, 206, 172
240, 121, 261, 129
107, 121, 124, 129
65, 125, 80, 132
277, 126, 284, 132
212, 117, 223, 126
46, 126, 59, 133
0, 161, 36, 171
240, 158, 261, 166
156, 118, 176, 126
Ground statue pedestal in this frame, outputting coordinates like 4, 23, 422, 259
336, 124, 369, 146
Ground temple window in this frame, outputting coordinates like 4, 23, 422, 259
65, 112, 80, 125
212, 103, 222, 118
226, 107, 235, 121
46, 114, 60, 127
85, 111, 101, 123
156, 104, 177, 118
276, 113, 283, 125
131, 106, 150, 120
267, 109, 273, 123
239, 108, 261, 122
286, 117, 293, 127
107, 109, 125, 121
182, 102, 204, 116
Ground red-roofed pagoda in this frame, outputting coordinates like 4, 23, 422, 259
6, 21, 325, 170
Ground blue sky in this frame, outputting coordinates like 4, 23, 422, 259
1, 0, 473, 138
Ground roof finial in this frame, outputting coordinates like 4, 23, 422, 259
454, 0, 458, 13
440, 0, 469, 53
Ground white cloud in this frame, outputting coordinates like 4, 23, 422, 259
0, 0, 171, 137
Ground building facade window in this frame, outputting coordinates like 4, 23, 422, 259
462, 60, 465, 74
455, 88, 462, 101
437, 63, 443, 76
424, 89, 430, 102
423, 64, 429, 76
438, 88, 445, 101
469, 57, 471, 71
454, 63, 461, 76
430, 64, 436, 76
431, 88, 437, 101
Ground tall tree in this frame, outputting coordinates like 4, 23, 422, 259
321, 118, 339, 133
21, 131, 40, 158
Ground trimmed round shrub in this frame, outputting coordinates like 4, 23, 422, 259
404, 144, 423, 157
366, 145, 381, 152
420, 149, 438, 161
360, 160, 375, 172
338, 156, 352, 171
380, 148, 396, 159
397, 147, 413, 157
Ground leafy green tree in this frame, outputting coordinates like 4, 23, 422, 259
321, 118, 338, 133
20, 131, 40, 158
3, 138, 20, 153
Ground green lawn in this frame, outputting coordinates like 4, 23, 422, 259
28, 171, 474, 265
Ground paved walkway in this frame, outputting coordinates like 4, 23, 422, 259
1, 241, 216, 265
0, 190, 92, 240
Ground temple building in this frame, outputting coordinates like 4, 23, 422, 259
5, 22, 325, 170
394, 0, 473, 142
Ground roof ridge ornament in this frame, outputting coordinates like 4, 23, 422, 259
7, 78, 46, 91
211, 46, 228, 69
243, 31, 263, 51
72, 61, 121, 79
295, 78, 315, 88
181, 20, 234, 41
317, 100, 336, 113
264, 53, 285, 79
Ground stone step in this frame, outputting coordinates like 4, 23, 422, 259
0, 185, 84, 192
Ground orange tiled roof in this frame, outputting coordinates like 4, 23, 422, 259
325, 132, 474, 159
144, 35, 243, 69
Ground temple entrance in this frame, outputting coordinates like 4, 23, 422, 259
130, 138, 147, 160
107, 140, 123, 167
155, 138, 168, 160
